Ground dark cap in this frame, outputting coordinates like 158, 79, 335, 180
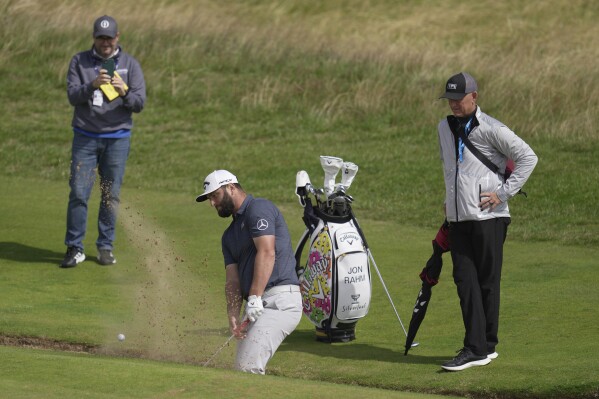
439, 72, 478, 100
93, 15, 118, 38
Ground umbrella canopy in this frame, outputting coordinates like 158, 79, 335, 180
404, 221, 449, 355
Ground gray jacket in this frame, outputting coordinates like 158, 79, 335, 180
438, 106, 538, 222
67, 46, 146, 133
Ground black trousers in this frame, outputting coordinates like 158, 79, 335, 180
449, 218, 510, 356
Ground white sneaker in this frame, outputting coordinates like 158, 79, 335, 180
97, 249, 117, 265
442, 348, 492, 371
487, 352, 499, 359
60, 247, 86, 268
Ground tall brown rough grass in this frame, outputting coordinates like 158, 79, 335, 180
5, 0, 597, 141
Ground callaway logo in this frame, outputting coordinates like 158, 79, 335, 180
448, 83, 457, 90
100, 20, 111, 29
340, 232, 360, 245
256, 219, 268, 231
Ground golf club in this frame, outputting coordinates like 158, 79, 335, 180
306, 183, 325, 206
203, 318, 250, 367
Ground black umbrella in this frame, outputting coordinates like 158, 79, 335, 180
404, 221, 450, 355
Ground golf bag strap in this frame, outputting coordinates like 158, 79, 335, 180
294, 229, 310, 276
302, 199, 321, 234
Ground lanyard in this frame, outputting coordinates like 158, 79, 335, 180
458, 117, 473, 163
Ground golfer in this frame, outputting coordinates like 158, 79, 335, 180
437, 72, 537, 371
61, 15, 145, 268
196, 170, 302, 374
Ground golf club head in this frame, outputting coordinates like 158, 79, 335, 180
335, 161, 359, 192
295, 170, 311, 206
320, 155, 343, 196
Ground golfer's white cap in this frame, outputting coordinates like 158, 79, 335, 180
196, 170, 238, 202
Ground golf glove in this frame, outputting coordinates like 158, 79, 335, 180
246, 295, 264, 322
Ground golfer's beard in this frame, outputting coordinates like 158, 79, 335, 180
217, 193, 235, 218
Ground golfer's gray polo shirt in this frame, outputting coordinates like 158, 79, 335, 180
222, 195, 299, 299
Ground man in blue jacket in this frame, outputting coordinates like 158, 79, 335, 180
61, 15, 146, 268
437, 72, 537, 371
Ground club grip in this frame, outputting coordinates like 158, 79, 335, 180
239, 318, 250, 330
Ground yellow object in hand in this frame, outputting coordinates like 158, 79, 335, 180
99, 71, 128, 101
100, 83, 119, 101
114, 71, 128, 92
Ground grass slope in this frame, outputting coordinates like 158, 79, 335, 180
1, 346, 463, 399
1, 1, 599, 397
1, 176, 598, 398
0, 0, 598, 245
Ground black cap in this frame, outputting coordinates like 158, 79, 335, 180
439, 72, 478, 100
93, 15, 118, 38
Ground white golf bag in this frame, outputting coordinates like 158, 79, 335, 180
294, 157, 372, 342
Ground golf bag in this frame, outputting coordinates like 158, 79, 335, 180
294, 157, 372, 343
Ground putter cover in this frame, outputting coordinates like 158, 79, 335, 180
100, 71, 129, 101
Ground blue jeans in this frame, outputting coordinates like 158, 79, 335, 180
65, 133, 130, 252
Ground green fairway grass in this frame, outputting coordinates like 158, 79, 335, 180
1, 346, 464, 399
1, 176, 598, 398
1, 1, 598, 398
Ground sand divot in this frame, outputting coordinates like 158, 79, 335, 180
118, 200, 222, 363
0, 200, 233, 365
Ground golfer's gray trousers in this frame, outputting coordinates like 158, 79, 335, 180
236, 285, 302, 374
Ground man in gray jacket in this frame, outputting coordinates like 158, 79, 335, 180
437, 72, 537, 371
61, 15, 146, 268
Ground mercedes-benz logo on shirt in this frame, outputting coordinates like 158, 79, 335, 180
256, 219, 268, 231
